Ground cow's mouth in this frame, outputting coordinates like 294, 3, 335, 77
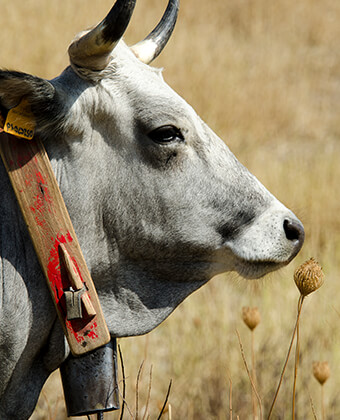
234, 257, 291, 279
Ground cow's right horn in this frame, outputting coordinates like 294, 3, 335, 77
68, 0, 136, 71
131, 0, 179, 64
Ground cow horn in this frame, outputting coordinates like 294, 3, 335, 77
68, 0, 136, 70
131, 0, 179, 64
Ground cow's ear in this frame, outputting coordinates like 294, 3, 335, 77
0, 70, 55, 110
0, 70, 61, 133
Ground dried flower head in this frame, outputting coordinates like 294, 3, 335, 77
313, 361, 330, 385
294, 258, 324, 296
242, 307, 261, 330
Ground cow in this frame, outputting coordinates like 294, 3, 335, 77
0, 0, 304, 418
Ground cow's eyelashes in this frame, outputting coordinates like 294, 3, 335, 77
148, 125, 184, 144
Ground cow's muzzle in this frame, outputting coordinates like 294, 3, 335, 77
283, 218, 305, 260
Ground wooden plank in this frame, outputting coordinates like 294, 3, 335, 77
0, 129, 110, 355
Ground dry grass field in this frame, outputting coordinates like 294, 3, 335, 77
0, 0, 339, 418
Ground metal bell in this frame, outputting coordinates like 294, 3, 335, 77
60, 339, 120, 417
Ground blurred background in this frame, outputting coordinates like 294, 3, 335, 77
0, 0, 339, 418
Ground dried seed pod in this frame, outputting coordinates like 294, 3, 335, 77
313, 361, 330, 385
294, 258, 324, 296
242, 307, 261, 330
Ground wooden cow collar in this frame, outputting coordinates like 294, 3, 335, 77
0, 101, 110, 356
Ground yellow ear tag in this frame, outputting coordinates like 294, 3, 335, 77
4, 98, 35, 140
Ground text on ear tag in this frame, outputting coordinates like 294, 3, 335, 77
4, 98, 35, 140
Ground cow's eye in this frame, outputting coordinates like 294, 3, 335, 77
148, 125, 184, 144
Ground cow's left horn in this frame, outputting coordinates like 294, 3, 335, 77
131, 0, 179, 64
68, 0, 136, 70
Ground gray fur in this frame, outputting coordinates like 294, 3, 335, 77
0, 25, 304, 420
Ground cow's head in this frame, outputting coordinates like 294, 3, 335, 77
0, 0, 304, 337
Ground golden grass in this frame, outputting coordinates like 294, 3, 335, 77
1, 0, 339, 418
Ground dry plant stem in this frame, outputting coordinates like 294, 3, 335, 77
118, 344, 126, 420
251, 329, 258, 420
48, 395, 60, 420
41, 390, 53, 420
51, 397, 61, 420
118, 344, 134, 420
157, 380, 172, 420
142, 365, 153, 420
135, 361, 145, 420
236, 330, 263, 420
267, 296, 305, 420
321, 385, 325, 420
292, 295, 303, 420
309, 392, 318, 420
229, 377, 233, 420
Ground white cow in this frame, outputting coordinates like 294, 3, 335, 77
0, 0, 304, 418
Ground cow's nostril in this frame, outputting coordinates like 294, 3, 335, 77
283, 219, 305, 242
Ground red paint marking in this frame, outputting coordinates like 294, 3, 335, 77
87, 330, 98, 339
35, 215, 46, 228
36, 171, 45, 184
66, 319, 84, 343
87, 322, 99, 340
47, 233, 71, 304
34, 194, 44, 213
46, 232, 99, 341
